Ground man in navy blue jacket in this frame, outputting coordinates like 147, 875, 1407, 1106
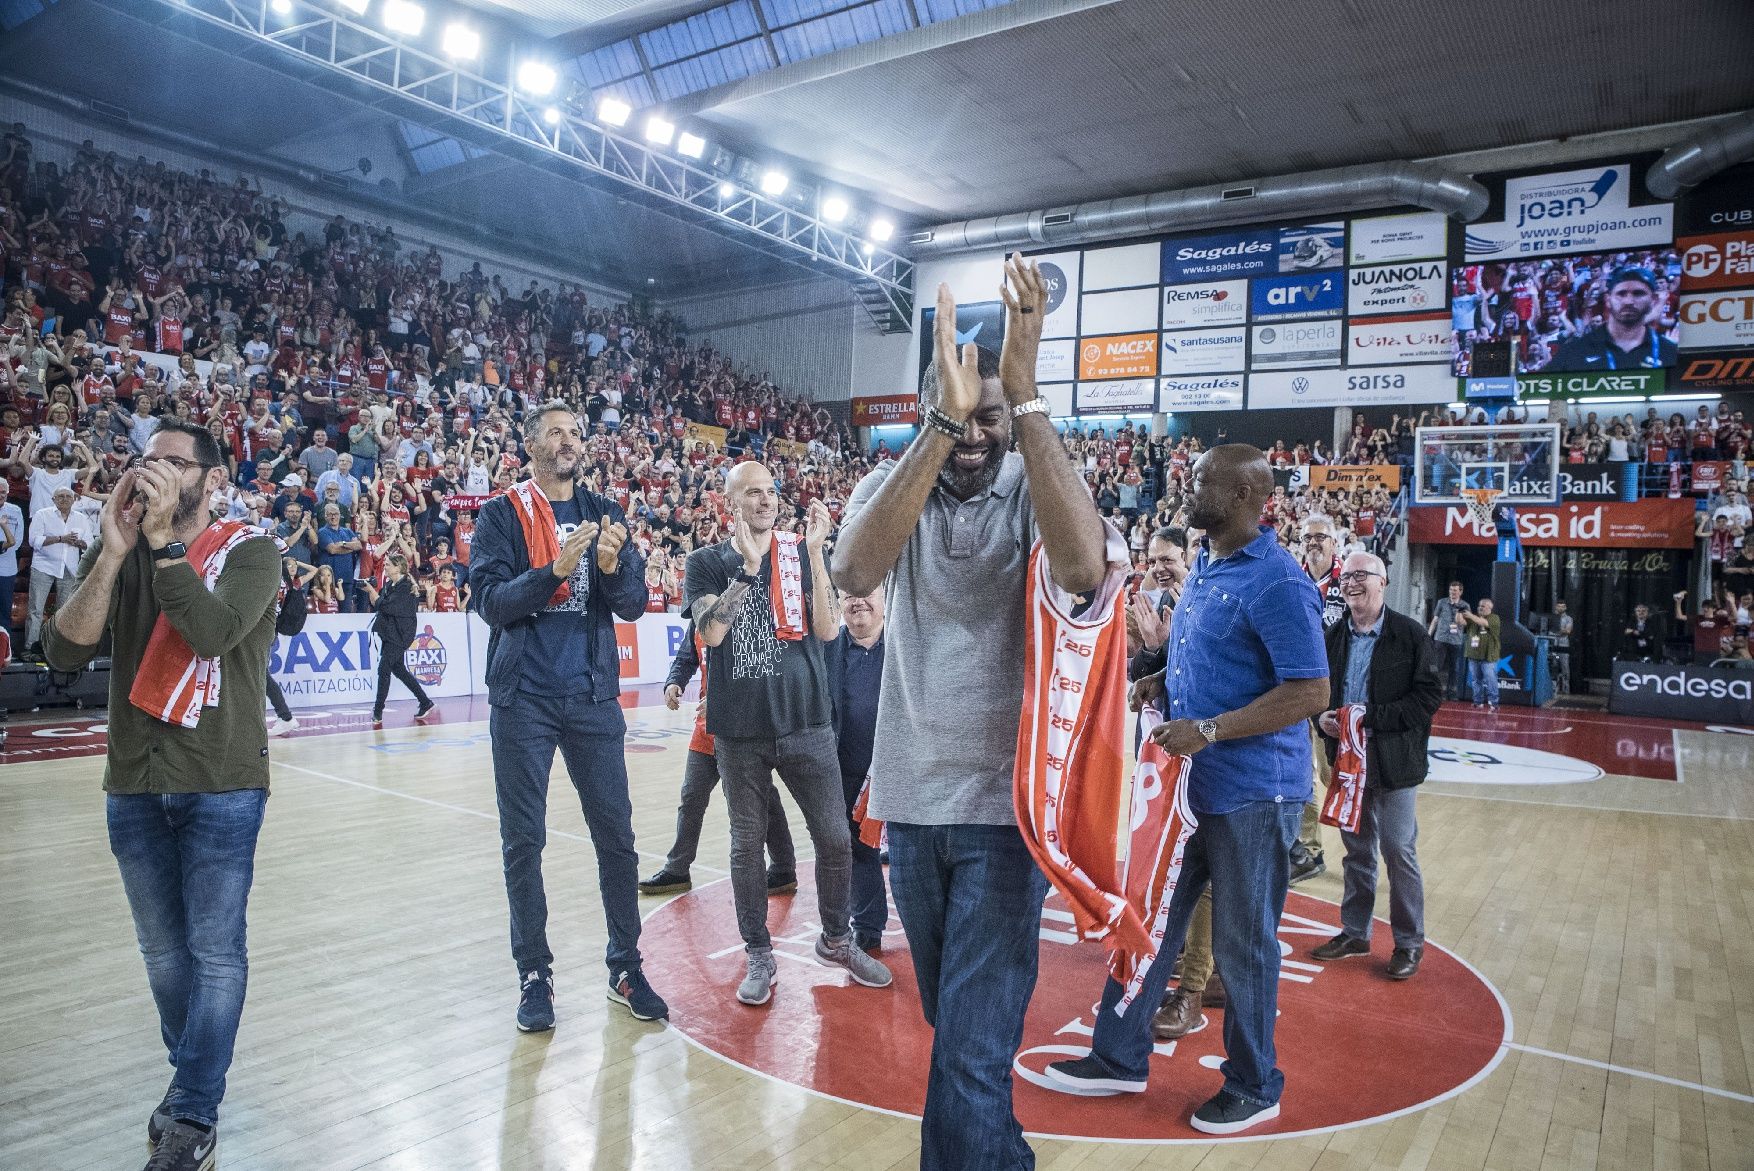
470, 401, 668, 1031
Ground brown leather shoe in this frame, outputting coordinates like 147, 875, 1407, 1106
1387, 946, 1422, 980
1201, 968, 1226, 1010
1312, 932, 1370, 961
1151, 987, 1204, 1040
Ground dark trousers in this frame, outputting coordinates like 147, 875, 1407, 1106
661, 748, 795, 877
107, 788, 268, 1127
1433, 640, 1465, 698
266, 669, 293, 722
841, 770, 888, 942
888, 823, 1049, 1171
0, 571, 14, 637
373, 636, 430, 714
490, 693, 643, 977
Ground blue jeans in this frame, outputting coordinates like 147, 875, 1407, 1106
1089, 798, 1303, 1108
1467, 657, 1499, 705
107, 788, 269, 1127
888, 823, 1049, 1171
841, 771, 887, 942
490, 693, 643, 977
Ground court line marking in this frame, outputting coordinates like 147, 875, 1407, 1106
1420, 787, 1753, 821
274, 761, 728, 875
1672, 728, 1687, 787
1504, 1042, 1754, 1104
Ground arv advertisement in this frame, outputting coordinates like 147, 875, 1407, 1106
1463, 161, 1673, 259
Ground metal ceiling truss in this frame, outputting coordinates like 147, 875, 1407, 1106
131, 0, 915, 331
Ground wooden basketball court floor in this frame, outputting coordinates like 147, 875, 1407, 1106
3, 696, 1752, 1170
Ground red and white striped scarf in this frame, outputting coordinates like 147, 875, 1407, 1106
1112, 705, 1195, 1017
129, 520, 264, 728
768, 530, 806, 641
1014, 535, 1147, 963
1320, 703, 1368, 833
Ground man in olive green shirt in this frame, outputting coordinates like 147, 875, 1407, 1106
46, 418, 279, 1171
1460, 597, 1502, 711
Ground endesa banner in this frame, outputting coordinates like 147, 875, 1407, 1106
1678, 231, 1754, 291
1610, 661, 1754, 724
851, 395, 919, 426
270, 614, 475, 710
1463, 161, 1673, 259
1678, 291, 1754, 349
1408, 498, 1695, 549
1347, 262, 1445, 315
1079, 333, 1157, 380
1308, 465, 1402, 493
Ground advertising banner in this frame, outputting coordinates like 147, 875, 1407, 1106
1347, 262, 1446, 315
443, 494, 493, 512
1308, 465, 1403, 493
1347, 313, 1452, 365
1407, 498, 1695, 549
1160, 280, 1248, 329
851, 395, 919, 426
1349, 211, 1449, 265
1556, 463, 1637, 502
1676, 161, 1754, 236
1080, 286, 1160, 335
1511, 369, 1666, 398
1157, 374, 1244, 413
1250, 272, 1343, 320
1463, 162, 1674, 259
1158, 327, 1246, 375
1249, 320, 1343, 369
1247, 365, 1454, 409
1040, 382, 1074, 417
1079, 333, 1158, 380
1610, 661, 1754, 724
1276, 222, 1345, 272
1691, 461, 1730, 496
919, 301, 1006, 389
1075, 379, 1156, 414
1676, 348, 1754, 388
1083, 242, 1161, 291
1035, 337, 1076, 383
1035, 251, 1083, 339
1678, 231, 1754, 291
465, 612, 688, 693
1161, 228, 1277, 284
270, 613, 475, 710
1678, 290, 1754, 349
685, 421, 728, 449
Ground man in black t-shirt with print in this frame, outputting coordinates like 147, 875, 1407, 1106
684, 461, 892, 1006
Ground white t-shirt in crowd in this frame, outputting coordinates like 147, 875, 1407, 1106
29, 466, 78, 520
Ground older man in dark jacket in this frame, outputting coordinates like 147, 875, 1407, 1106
1310, 551, 1443, 980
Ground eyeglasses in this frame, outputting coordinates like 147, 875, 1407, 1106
1302, 533, 1334, 544
150, 456, 218, 474
1338, 570, 1384, 584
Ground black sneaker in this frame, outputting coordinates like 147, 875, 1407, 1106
516, 970, 555, 1032
146, 1100, 172, 1146
143, 1119, 217, 1170
766, 870, 798, 895
414, 700, 436, 720
1311, 931, 1370, 961
1041, 1053, 1147, 1096
608, 967, 669, 1021
1189, 1087, 1281, 1135
1288, 848, 1325, 885
638, 868, 692, 895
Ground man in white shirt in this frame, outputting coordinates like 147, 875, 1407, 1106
0, 498, 22, 640
26, 487, 95, 651
4, 433, 95, 520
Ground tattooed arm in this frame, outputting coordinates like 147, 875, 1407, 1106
690, 578, 753, 649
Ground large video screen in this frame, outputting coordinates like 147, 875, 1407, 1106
1449, 249, 1682, 375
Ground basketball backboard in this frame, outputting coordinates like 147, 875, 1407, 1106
1413, 423, 1561, 505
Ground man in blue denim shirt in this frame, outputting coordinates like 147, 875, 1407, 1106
1045, 444, 1328, 1136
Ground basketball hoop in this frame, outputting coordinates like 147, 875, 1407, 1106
1460, 486, 1502, 530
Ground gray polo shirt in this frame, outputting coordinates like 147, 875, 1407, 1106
845, 453, 1035, 825
1431, 597, 1468, 646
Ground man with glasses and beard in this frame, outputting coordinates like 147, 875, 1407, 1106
45, 418, 281, 1171
471, 401, 668, 1031
1548, 267, 1677, 372
833, 258, 1110, 1169
1290, 515, 1344, 885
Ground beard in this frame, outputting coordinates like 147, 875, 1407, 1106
171, 480, 209, 531
937, 443, 1003, 499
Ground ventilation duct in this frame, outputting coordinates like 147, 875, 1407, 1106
910, 161, 1488, 257
1646, 110, 1754, 199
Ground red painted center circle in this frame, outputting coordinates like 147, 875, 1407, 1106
643, 878, 1510, 1141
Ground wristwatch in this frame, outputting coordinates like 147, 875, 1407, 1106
734, 568, 762, 587
1011, 397, 1050, 420
1197, 717, 1221, 745
151, 541, 189, 562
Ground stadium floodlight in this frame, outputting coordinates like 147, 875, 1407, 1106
542, 106, 560, 125
643, 116, 675, 146
336, 0, 368, 13
516, 61, 557, 96
820, 196, 849, 223
270, 0, 293, 15
440, 22, 479, 59
676, 132, 706, 159
868, 217, 895, 242
759, 170, 789, 196
861, 242, 875, 256
718, 182, 736, 198
382, 0, 424, 36
596, 97, 632, 127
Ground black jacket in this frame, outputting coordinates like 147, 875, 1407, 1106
1321, 607, 1444, 790
468, 488, 647, 705
371, 576, 419, 647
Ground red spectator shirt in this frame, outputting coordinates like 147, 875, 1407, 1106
104, 304, 134, 345
432, 584, 462, 613
646, 584, 669, 613
453, 519, 474, 565
156, 316, 184, 355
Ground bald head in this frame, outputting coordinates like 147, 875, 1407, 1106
726, 462, 779, 534
1187, 443, 1272, 534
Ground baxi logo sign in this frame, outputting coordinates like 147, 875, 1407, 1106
1465, 162, 1672, 258
406, 625, 449, 687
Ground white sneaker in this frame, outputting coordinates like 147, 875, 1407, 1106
267, 717, 299, 737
